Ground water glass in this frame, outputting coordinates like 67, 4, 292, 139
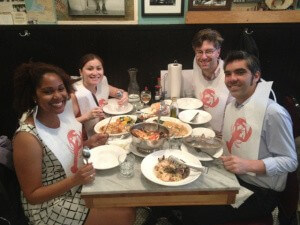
184, 89, 194, 98
169, 138, 181, 150
118, 154, 135, 177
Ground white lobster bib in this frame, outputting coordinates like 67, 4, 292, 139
74, 77, 109, 137
34, 100, 83, 192
193, 58, 230, 132
222, 81, 273, 161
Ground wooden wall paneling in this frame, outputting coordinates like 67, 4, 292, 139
186, 11, 300, 24
0, 24, 299, 138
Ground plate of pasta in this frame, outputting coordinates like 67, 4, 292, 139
145, 116, 192, 139
94, 115, 137, 136
141, 150, 202, 186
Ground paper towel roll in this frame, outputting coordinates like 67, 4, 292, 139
168, 63, 182, 98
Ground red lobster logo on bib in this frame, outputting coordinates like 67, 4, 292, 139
226, 118, 252, 153
68, 130, 83, 173
201, 89, 219, 108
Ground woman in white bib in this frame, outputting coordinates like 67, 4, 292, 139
73, 53, 128, 138
13, 62, 135, 225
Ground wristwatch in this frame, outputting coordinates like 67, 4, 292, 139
116, 90, 123, 98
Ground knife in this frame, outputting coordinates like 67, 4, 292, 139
91, 92, 99, 106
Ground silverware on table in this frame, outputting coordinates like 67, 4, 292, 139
168, 155, 208, 173
103, 116, 113, 134
189, 111, 199, 123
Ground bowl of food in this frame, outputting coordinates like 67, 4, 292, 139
182, 135, 223, 155
130, 122, 169, 154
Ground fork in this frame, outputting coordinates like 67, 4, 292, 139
197, 149, 218, 160
168, 155, 208, 173
103, 116, 113, 134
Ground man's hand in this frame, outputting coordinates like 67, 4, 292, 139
220, 155, 250, 174
220, 155, 266, 175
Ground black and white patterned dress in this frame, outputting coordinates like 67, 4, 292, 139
17, 123, 89, 225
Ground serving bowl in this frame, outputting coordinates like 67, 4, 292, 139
130, 122, 169, 154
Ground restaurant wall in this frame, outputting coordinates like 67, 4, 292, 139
0, 24, 299, 138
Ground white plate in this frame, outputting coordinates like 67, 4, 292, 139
145, 116, 192, 138
89, 145, 128, 170
178, 109, 212, 125
103, 98, 133, 115
177, 98, 203, 110
141, 149, 202, 186
192, 127, 215, 138
181, 143, 223, 161
94, 115, 137, 136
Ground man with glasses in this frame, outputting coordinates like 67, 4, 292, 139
191, 28, 232, 135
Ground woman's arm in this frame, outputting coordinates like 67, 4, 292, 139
71, 93, 104, 123
109, 85, 128, 105
13, 131, 95, 205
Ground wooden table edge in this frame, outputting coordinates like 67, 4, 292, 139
82, 190, 239, 208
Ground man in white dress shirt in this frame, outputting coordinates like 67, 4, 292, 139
191, 28, 232, 135
180, 51, 297, 224
145, 51, 298, 225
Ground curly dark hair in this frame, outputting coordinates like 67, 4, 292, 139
192, 28, 224, 50
13, 62, 73, 116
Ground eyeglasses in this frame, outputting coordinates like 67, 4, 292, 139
195, 48, 217, 57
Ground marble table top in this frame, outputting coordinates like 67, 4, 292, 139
81, 155, 240, 196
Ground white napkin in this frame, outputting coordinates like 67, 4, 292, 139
107, 136, 132, 153
231, 186, 253, 208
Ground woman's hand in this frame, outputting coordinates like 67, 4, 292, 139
71, 163, 95, 186
85, 133, 109, 148
87, 107, 106, 120
118, 91, 128, 106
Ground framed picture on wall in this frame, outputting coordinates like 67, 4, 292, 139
142, 0, 184, 16
188, 0, 232, 10
68, 0, 125, 16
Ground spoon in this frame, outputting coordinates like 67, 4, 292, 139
82, 147, 91, 164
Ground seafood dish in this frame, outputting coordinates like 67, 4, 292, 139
154, 155, 190, 182
98, 116, 135, 134
131, 129, 167, 141
138, 102, 170, 120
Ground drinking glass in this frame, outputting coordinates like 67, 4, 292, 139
140, 90, 152, 107
118, 154, 135, 177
